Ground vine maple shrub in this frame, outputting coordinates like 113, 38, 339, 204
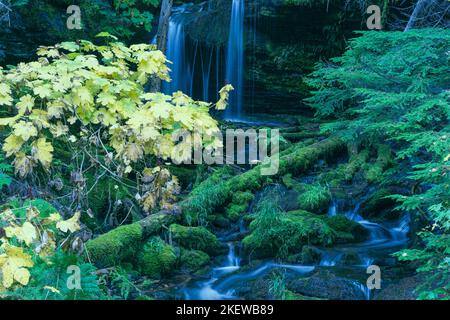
0, 35, 232, 179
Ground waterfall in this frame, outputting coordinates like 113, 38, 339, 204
162, 3, 224, 104
161, 0, 245, 114
162, 6, 192, 96
225, 0, 245, 119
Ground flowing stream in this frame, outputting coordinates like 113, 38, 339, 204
181, 201, 410, 300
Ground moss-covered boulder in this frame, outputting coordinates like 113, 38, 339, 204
359, 188, 398, 220
169, 224, 224, 256
297, 184, 331, 214
179, 249, 210, 272
232, 191, 254, 205
207, 214, 231, 228
287, 245, 323, 264
138, 237, 177, 277
224, 191, 255, 222
323, 215, 368, 243
85, 223, 143, 267
242, 210, 335, 259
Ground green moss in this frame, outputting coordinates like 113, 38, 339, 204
181, 166, 234, 224
225, 204, 247, 222
318, 149, 369, 185
366, 144, 393, 183
285, 290, 322, 300
138, 237, 177, 277
243, 209, 335, 259
359, 188, 397, 220
181, 139, 344, 224
179, 249, 210, 272
232, 191, 254, 205
85, 223, 143, 267
297, 184, 331, 214
169, 224, 223, 256
323, 215, 368, 243
281, 174, 302, 190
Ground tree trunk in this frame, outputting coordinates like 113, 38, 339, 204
404, 0, 430, 31
150, 0, 173, 92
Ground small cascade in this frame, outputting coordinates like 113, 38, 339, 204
184, 242, 240, 300
345, 202, 363, 222
224, 0, 245, 119
319, 252, 343, 267
327, 200, 337, 216
359, 257, 374, 268
390, 213, 410, 241
226, 242, 240, 267
351, 281, 372, 300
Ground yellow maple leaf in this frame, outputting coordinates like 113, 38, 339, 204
50, 122, 69, 137
0, 115, 20, 127
47, 102, 65, 119
73, 87, 93, 106
0, 244, 34, 288
3, 134, 24, 157
12, 121, 38, 141
172, 91, 192, 106
33, 85, 52, 99
4, 222, 37, 246
56, 211, 81, 233
215, 84, 234, 111
31, 138, 54, 168
16, 95, 35, 115
0, 83, 11, 96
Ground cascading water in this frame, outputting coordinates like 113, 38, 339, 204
183, 242, 240, 300
161, 0, 245, 117
162, 5, 194, 96
224, 0, 245, 120
162, 3, 223, 102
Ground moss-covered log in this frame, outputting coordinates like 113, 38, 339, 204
182, 138, 345, 222
85, 212, 178, 267
85, 139, 345, 265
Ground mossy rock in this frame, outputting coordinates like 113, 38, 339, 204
287, 245, 322, 264
208, 214, 231, 228
225, 204, 248, 222
169, 224, 224, 256
223, 190, 254, 222
323, 215, 368, 243
359, 188, 398, 220
138, 237, 177, 277
179, 249, 210, 272
231, 191, 254, 205
297, 184, 331, 214
281, 174, 303, 191
242, 210, 335, 259
85, 223, 143, 267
